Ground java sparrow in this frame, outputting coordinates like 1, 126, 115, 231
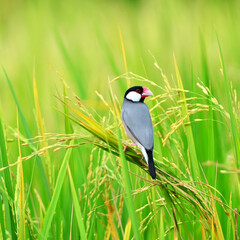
121, 86, 156, 179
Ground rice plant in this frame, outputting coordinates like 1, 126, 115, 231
0, 0, 240, 239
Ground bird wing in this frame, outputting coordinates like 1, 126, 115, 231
122, 101, 154, 150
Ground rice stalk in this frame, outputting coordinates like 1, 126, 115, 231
67, 165, 87, 240
17, 109, 26, 239
33, 63, 52, 190
173, 55, 201, 181
6, 66, 238, 238
40, 140, 74, 239
3, 68, 50, 200
55, 79, 238, 238
217, 36, 240, 169
0, 118, 16, 239
118, 26, 130, 88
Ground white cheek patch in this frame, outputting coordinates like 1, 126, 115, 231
126, 92, 141, 102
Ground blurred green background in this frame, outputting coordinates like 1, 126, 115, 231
0, 0, 240, 239
1, 0, 240, 127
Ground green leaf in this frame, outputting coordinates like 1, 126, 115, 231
3, 68, 51, 200
123, 218, 131, 240
117, 128, 141, 240
173, 56, 201, 181
40, 140, 74, 239
0, 118, 17, 240
54, 29, 86, 99
67, 166, 87, 240
217, 36, 240, 169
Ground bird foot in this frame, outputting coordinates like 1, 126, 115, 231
123, 143, 136, 152
128, 143, 136, 146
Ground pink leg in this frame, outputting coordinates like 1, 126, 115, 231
128, 142, 136, 146
123, 142, 136, 152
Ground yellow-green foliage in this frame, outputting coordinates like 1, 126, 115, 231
0, 1, 240, 239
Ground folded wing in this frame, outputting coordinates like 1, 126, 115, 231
122, 101, 153, 150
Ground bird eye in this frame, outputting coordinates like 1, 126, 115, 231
136, 89, 141, 93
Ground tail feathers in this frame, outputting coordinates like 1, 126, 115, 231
146, 149, 156, 179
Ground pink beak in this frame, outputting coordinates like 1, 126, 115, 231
142, 87, 153, 98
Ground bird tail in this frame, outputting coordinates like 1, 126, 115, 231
146, 149, 156, 179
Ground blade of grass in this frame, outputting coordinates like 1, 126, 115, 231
54, 29, 86, 99
40, 140, 74, 239
217, 35, 240, 169
17, 109, 26, 239
217, 38, 240, 238
173, 55, 201, 180
109, 84, 122, 133
33, 62, 52, 188
67, 165, 87, 240
63, 82, 92, 238
0, 194, 6, 240
109, 70, 140, 239
63, 79, 73, 135
95, 26, 127, 91
96, 26, 120, 76
207, 177, 224, 239
62, 76, 77, 239
117, 127, 141, 240
33, 64, 48, 151
226, 193, 233, 240
200, 35, 214, 164
200, 216, 207, 240
0, 119, 14, 198
0, 119, 7, 240
0, 118, 17, 240
3, 67, 50, 200
159, 209, 164, 240
118, 26, 130, 88
123, 218, 131, 240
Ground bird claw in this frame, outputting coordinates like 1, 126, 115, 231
128, 143, 136, 146
123, 143, 136, 152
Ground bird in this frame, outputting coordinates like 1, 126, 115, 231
121, 86, 156, 179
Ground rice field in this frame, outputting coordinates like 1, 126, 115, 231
0, 0, 239, 239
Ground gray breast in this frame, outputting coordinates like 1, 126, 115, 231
122, 99, 154, 150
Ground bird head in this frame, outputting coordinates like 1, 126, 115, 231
124, 86, 153, 102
